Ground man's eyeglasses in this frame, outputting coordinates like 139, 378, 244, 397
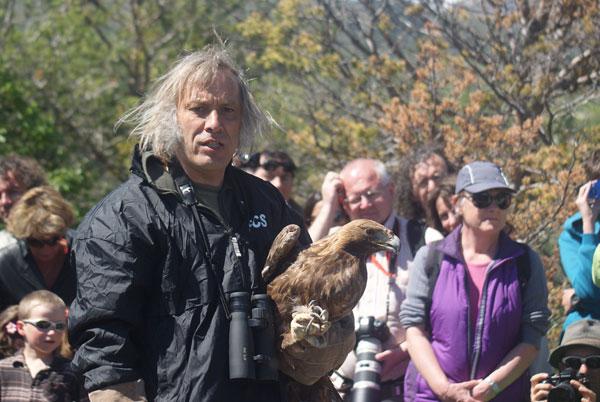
561, 355, 600, 370
464, 191, 512, 210
344, 190, 383, 207
26, 236, 61, 248
259, 160, 296, 174
23, 319, 66, 332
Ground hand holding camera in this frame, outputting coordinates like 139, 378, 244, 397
531, 371, 596, 402
577, 180, 600, 235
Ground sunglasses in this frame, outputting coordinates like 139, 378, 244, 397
259, 160, 296, 174
464, 191, 512, 210
23, 319, 66, 332
26, 236, 61, 248
562, 355, 600, 370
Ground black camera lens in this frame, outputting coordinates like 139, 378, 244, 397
544, 368, 588, 402
548, 382, 579, 402
350, 316, 391, 402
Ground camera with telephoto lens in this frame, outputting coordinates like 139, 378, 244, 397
350, 316, 391, 402
543, 368, 589, 402
228, 291, 278, 381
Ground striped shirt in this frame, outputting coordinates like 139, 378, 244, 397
0, 350, 88, 401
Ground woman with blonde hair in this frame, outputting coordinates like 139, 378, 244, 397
0, 186, 76, 311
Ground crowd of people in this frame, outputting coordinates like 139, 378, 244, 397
0, 46, 598, 402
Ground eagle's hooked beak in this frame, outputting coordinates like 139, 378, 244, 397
381, 233, 400, 254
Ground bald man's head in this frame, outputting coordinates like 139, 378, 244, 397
340, 159, 395, 224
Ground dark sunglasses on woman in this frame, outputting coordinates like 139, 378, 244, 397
561, 355, 600, 371
26, 236, 61, 248
465, 191, 512, 210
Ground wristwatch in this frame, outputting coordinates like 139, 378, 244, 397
484, 377, 501, 395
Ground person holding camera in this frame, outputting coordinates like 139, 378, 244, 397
400, 161, 550, 402
531, 319, 600, 402
322, 158, 423, 402
67, 47, 310, 401
558, 151, 600, 330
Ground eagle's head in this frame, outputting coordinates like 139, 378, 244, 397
334, 219, 400, 257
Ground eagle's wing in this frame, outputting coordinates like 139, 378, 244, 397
262, 224, 302, 284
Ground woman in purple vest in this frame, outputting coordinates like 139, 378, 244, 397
400, 161, 550, 402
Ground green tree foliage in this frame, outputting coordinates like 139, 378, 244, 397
0, 0, 247, 215
1, 0, 598, 341
235, 0, 600, 343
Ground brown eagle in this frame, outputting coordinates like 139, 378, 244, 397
262, 219, 400, 402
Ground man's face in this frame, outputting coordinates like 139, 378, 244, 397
559, 345, 600, 395
175, 69, 242, 186
411, 154, 448, 211
253, 155, 295, 201
341, 166, 394, 224
0, 171, 25, 222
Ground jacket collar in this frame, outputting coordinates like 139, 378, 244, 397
436, 224, 525, 262
129, 145, 246, 214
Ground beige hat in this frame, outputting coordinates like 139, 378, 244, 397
549, 319, 600, 368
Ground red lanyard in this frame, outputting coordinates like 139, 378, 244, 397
370, 252, 396, 278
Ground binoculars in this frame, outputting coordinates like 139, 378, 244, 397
228, 291, 278, 381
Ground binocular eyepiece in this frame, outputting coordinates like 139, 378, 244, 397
228, 291, 278, 382
351, 316, 391, 402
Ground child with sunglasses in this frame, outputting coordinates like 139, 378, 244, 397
0, 290, 87, 401
531, 319, 600, 402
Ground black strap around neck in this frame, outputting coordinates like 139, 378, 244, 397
171, 162, 231, 319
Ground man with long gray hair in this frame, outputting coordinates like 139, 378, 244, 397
68, 46, 310, 401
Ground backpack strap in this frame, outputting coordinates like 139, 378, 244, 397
515, 243, 531, 294
423, 241, 444, 326
406, 218, 426, 258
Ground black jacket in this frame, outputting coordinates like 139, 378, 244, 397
68, 148, 309, 401
0, 231, 76, 311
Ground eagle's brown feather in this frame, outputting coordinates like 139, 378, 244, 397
264, 219, 400, 402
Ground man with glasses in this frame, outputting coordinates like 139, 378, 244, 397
328, 158, 415, 401
243, 150, 304, 219
531, 319, 600, 401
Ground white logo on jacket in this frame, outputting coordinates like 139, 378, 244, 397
249, 214, 268, 229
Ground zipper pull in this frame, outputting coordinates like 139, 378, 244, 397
231, 235, 242, 258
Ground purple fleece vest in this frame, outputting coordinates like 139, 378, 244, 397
405, 232, 529, 402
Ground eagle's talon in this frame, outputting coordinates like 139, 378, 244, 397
288, 303, 331, 346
